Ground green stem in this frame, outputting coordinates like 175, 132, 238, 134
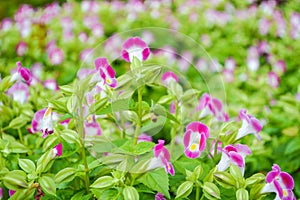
170, 100, 179, 153
78, 96, 90, 192
18, 128, 24, 144
133, 87, 143, 146
196, 186, 200, 200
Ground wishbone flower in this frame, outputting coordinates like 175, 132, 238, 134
122, 37, 150, 62
148, 140, 174, 176
84, 115, 102, 137
94, 57, 117, 88
261, 164, 296, 200
236, 109, 263, 140
10, 61, 32, 85
183, 122, 210, 159
216, 144, 251, 176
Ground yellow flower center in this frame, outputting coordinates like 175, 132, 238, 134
283, 190, 288, 197
44, 107, 52, 117
87, 115, 93, 123
106, 79, 111, 84
190, 143, 197, 151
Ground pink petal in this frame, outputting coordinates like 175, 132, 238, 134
229, 151, 244, 167
186, 122, 209, 138
184, 148, 200, 159
183, 129, 192, 148
279, 172, 294, 190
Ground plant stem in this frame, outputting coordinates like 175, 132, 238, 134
196, 186, 200, 200
133, 86, 143, 146
170, 101, 179, 153
18, 128, 24, 144
78, 96, 90, 192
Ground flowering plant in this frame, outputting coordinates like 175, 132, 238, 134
0, 1, 300, 200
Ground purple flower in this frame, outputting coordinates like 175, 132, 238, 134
16, 41, 27, 56
236, 109, 263, 140
155, 192, 166, 200
148, 140, 174, 176
84, 115, 102, 137
161, 71, 179, 85
183, 122, 210, 159
94, 58, 117, 88
6, 82, 29, 104
267, 71, 280, 88
138, 133, 152, 143
122, 37, 150, 62
49, 48, 64, 65
261, 164, 296, 200
216, 144, 251, 175
1, 18, 13, 31
0, 187, 3, 199
197, 93, 229, 122
52, 143, 62, 158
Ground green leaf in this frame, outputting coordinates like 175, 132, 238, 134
203, 182, 221, 199
90, 176, 115, 189
3, 170, 28, 190
89, 97, 108, 114
285, 137, 300, 155
48, 98, 68, 113
236, 188, 249, 200
60, 129, 80, 144
245, 173, 265, 187
90, 189, 119, 199
39, 175, 56, 196
59, 85, 74, 96
137, 168, 170, 198
123, 186, 139, 200
175, 181, 194, 199
8, 141, 28, 153
134, 142, 155, 155
55, 167, 77, 184
214, 171, 236, 189
9, 116, 28, 129
36, 150, 54, 173
18, 159, 36, 174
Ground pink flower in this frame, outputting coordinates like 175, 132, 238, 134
49, 48, 64, 65
155, 192, 166, 200
197, 93, 229, 122
11, 61, 32, 85
236, 109, 262, 140
183, 122, 210, 159
261, 164, 296, 200
0, 188, 3, 199
216, 144, 251, 175
169, 101, 176, 115
222, 69, 234, 83
52, 143, 62, 157
247, 46, 259, 71
122, 37, 150, 62
84, 115, 102, 137
273, 60, 286, 75
6, 82, 29, 104
1, 18, 13, 31
138, 133, 152, 143
94, 58, 117, 88
267, 71, 280, 88
42, 107, 55, 138
16, 41, 27, 56
148, 140, 174, 176
161, 71, 179, 85
44, 79, 59, 91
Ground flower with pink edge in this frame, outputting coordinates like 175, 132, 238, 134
122, 37, 150, 62
94, 58, 117, 88
183, 122, 210, 159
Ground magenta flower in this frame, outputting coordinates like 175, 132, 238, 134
94, 58, 117, 88
267, 71, 280, 88
161, 71, 179, 85
261, 164, 296, 200
6, 82, 29, 104
49, 48, 64, 65
9, 190, 15, 197
216, 144, 251, 175
11, 61, 32, 85
183, 122, 210, 159
155, 192, 166, 200
16, 41, 27, 56
169, 101, 176, 115
1, 18, 13, 31
42, 107, 55, 138
0, 187, 3, 199
122, 37, 150, 62
84, 115, 102, 137
197, 93, 229, 122
148, 140, 174, 176
52, 143, 62, 158
236, 109, 263, 140
273, 60, 286, 75
138, 133, 152, 143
